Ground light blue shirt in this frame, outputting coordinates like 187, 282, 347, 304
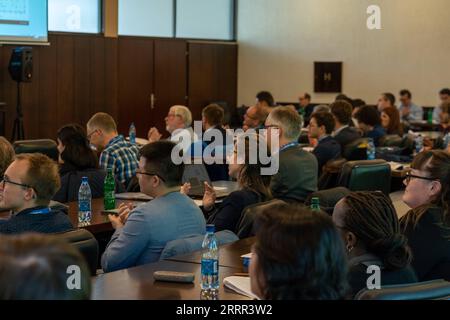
101, 192, 206, 272
398, 103, 422, 121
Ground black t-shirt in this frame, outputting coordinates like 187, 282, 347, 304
401, 207, 450, 281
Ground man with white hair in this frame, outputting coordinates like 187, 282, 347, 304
147, 105, 199, 153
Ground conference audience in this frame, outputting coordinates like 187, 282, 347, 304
250, 203, 348, 300
0, 136, 15, 177
433, 88, 450, 122
101, 141, 206, 272
242, 105, 269, 131
0, 233, 91, 300
400, 150, 450, 281
265, 106, 318, 202
298, 92, 315, 126
53, 124, 124, 202
354, 105, 386, 146
148, 105, 199, 148
309, 112, 341, 175
330, 100, 361, 150
0, 153, 73, 234
333, 191, 417, 297
381, 107, 403, 136
398, 89, 422, 122
377, 92, 396, 112
184, 133, 272, 233
87, 112, 139, 187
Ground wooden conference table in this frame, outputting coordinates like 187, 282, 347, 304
92, 237, 255, 300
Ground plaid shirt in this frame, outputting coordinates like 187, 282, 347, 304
99, 135, 139, 186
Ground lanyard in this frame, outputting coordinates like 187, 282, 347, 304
279, 142, 299, 153
28, 208, 52, 215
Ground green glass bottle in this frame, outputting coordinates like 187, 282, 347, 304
427, 109, 433, 125
310, 197, 320, 211
104, 168, 116, 210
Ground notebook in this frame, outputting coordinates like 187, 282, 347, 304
115, 192, 153, 201
182, 163, 229, 199
223, 276, 259, 300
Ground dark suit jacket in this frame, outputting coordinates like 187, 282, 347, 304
334, 126, 361, 150
0, 206, 73, 235
203, 125, 232, 181
312, 136, 342, 175
270, 145, 318, 202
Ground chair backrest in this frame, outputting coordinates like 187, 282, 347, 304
160, 230, 239, 260
355, 279, 450, 300
379, 134, 403, 147
236, 199, 286, 239
337, 160, 391, 195
13, 139, 59, 161
305, 187, 351, 215
53, 229, 99, 276
342, 138, 369, 161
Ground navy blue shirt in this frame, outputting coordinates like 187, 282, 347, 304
366, 125, 386, 146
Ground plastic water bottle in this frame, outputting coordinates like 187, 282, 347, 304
310, 197, 320, 211
201, 224, 219, 291
415, 134, 423, 154
366, 138, 376, 160
103, 168, 116, 210
129, 122, 136, 145
78, 177, 92, 224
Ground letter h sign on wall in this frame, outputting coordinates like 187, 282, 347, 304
314, 62, 342, 93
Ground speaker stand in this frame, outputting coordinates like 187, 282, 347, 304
11, 81, 25, 142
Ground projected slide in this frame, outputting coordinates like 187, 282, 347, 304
0, 0, 29, 25
0, 0, 47, 43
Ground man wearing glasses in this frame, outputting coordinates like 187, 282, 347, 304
87, 112, 139, 188
0, 154, 72, 234
242, 105, 268, 131
101, 141, 206, 273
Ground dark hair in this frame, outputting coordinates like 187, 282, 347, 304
401, 150, 450, 228
330, 100, 353, 125
253, 203, 348, 300
382, 107, 403, 135
139, 140, 184, 188
311, 111, 335, 134
399, 89, 412, 99
256, 91, 274, 107
0, 233, 91, 300
351, 99, 366, 109
342, 191, 412, 271
335, 94, 348, 101
235, 134, 272, 200
355, 105, 381, 127
439, 88, 450, 96
303, 93, 311, 101
57, 124, 98, 170
382, 93, 396, 106
202, 104, 224, 127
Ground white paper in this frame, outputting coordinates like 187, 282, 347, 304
223, 276, 259, 300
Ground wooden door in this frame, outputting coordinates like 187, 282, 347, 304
152, 39, 187, 137
118, 37, 154, 137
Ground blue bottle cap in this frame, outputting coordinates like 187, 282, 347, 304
206, 224, 215, 233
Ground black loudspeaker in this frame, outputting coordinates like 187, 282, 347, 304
8, 47, 33, 83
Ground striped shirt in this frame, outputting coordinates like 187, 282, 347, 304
99, 135, 139, 186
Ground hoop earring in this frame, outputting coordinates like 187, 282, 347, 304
346, 244, 354, 253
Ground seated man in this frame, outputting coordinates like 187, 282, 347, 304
433, 88, 450, 122
354, 105, 386, 147
298, 92, 315, 126
0, 153, 73, 234
398, 89, 422, 122
0, 233, 91, 300
265, 106, 318, 202
242, 105, 268, 131
87, 112, 139, 188
101, 141, 206, 272
309, 112, 341, 176
377, 92, 396, 113
330, 100, 361, 150
147, 105, 199, 154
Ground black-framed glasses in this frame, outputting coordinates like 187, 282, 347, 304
404, 172, 438, 184
87, 129, 98, 140
135, 171, 166, 182
1, 175, 33, 190
263, 124, 279, 129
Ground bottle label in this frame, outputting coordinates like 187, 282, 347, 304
79, 201, 91, 212
201, 258, 219, 289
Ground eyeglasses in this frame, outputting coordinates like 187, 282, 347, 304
166, 113, 181, 119
87, 129, 98, 140
1, 175, 33, 190
135, 171, 166, 182
264, 124, 279, 129
404, 172, 438, 184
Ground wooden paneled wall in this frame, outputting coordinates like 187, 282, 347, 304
0, 34, 237, 141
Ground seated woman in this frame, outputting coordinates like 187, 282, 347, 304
53, 124, 124, 203
400, 150, 450, 281
249, 203, 348, 300
354, 105, 386, 146
381, 106, 403, 136
333, 191, 417, 297
182, 133, 272, 233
